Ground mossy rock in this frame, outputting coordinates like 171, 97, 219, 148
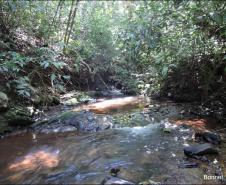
34, 95, 60, 106
0, 115, 9, 133
112, 112, 150, 127
163, 128, 172, 133
51, 96, 60, 105
76, 92, 92, 103
59, 111, 75, 121
0, 91, 9, 112
63, 98, 78, 106
32, 110, 113, 133
4, 106, 34, 126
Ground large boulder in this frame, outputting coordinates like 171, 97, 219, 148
31, 110, 113, 134
5, 106, 34, 126
0, 92, 9, 111
184, 143, 218, 156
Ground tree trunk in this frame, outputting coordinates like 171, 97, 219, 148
65, 0, 79, 45
64, 0, 75, 46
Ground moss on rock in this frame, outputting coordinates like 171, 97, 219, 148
4, 106, 34, 126
0, 115, 9, 133
0, 91, 9, 111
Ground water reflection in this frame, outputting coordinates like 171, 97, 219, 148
174, 118, 207, 130
0, 123, 223, 184
0, 98, 225, 184
8, 146, 59, 172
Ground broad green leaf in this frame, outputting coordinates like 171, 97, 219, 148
162, 66, 168, 77
62, 75, 70, 80
57, 84, 65, 92
50, 73, 56, 83
211, 12, 222, 25
53, 61, 66, 69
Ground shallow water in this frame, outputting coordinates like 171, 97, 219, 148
0, 96, 225, 184
0, 125, 201, 184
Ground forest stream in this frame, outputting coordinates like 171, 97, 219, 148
0, 1, 226, 184
0, 93, 225, 184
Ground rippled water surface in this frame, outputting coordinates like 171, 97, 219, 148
0, 96, 225, 184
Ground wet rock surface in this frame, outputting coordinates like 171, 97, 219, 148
184, 143, 219, 156
178, 161, 199, 168
103, 176, 134, 185
31, 110, 113, 134
5, 106, 34, 126
0, 106, 34, 135
0, 92, 8, 111
34, 95, 60, 106
195, 131, 221, 144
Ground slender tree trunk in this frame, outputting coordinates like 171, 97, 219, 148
54, 0, 63, 21
64, 0, 75, 45
0, 1, 9, 34
46, 1, 63, 42
58, 1, 64, 22
65, 0, 79, 45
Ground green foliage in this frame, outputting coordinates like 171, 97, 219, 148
37, 47, 66, 70
0, 51, 30, 73
0, 52, 34, 98
11, 77, 33, 98
113, 1, 226, 97
0, 0, 225, 103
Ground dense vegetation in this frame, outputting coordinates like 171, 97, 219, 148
0, 0, 225, 105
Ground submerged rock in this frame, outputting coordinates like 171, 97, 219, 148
109, 168, 120, 177
163, 128, 172, 133
45, 165, 78, 183
184, 143, 218, 156
195, 131, 221, 144
139, 179, 160, 185
178, 161, 199, 168
102, 176, 134, 185
0, 92, 9, 111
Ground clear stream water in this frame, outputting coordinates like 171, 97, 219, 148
0, 96, 225, 184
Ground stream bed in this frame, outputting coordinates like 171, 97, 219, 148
0, 95, 225, 184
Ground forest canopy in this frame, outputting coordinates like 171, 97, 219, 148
0, 0, 225, 104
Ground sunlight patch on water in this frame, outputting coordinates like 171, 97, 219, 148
115, 124, 159, 138
8, 146, 59, 172
73, 96, 148, 114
